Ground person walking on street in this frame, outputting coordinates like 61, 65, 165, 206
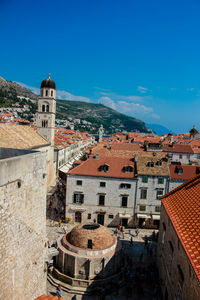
58, 218, 62, 227
135, 227, 139, 236
56, 285, 62, 298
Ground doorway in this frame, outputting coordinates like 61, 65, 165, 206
97, 213, 104, 225
75, 211, 82, 222
121, 218, 128, 227
139, 218, 145, 228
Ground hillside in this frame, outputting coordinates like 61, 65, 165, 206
56, 99, 151, 133
0, 76, 151, 133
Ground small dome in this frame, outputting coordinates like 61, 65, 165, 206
41, 74, 56, 90
66, 223, 114, 250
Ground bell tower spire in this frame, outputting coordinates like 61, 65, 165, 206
36, 74, 56, 145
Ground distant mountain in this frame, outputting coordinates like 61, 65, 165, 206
0, 76, 38, 100
0, 76, 152, 134
56, 99, 152, 134
146, 123, 173, 136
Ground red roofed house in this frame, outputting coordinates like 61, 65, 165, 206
66, 153, 137, 227
157, 175, 200, 300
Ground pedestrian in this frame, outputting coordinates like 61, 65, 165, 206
130, 236, 133, 246
117, 224, 121, 231
129, 229, 132, 236
58, 218, 62, 227
56, 285, 62, 298
63, 225, 67, 233
135, 227, 139, 236
49, 219, 53, 227
114, 228, 118, 236
142, 220, 146, 228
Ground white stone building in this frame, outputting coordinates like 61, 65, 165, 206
134, 154, 170, 228
65, 154, 137, 227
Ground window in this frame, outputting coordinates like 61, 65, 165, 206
88, 239, 92, 249
147, 161, 154, 167
162, 222, 166, 244
158, 177, 164, 184
88, 213, 91, 219
142, 176, 148, 183
140, 189, 147, 199
123, 165, 133, 172
99, 195, 105, 206
139, 205, 146, 211
155, 206, 161, 212
42, 104, 45, 112
156, 160, 162, 166
156, 189, 163, 199
73, 193, 84, 204
42, 120, 48, 128
175, 166, 183, 174
100, 182, 106, 187
46, 90, 48, 96
46, 104, 49, 112
121, 196, 128, 207
179, 154, 183, 159
51, 90, 53, 97
76, 180, 82, 186
120, 183, 131, 189
99, 164, 109, 172
109, 214, 113, 219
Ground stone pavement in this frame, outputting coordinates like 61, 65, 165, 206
46, 222, 160, 299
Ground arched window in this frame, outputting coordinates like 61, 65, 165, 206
46, 105, 49, 112
42, 105, 45, 112
46, 90, 48, 97
51, 90, 53, 97
41, 90, 43, 97
99, 164, 109, 172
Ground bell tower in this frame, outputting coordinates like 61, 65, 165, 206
36, 73, 56, 145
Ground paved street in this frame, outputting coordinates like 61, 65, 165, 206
46, 221, 160, 300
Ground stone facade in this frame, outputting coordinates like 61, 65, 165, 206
0, 149, 47, 300
135, 174, 169, 228
55, 223, 123, 291
66, 174, 137, 227
157, 206, 200, 300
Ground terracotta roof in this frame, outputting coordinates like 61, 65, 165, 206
162, 175, 200, 282
170, 164, 200, 181
68, 155, 136, 179
35, 295, 64, 300
0, 124, 49, 149
137, 155, 170, 176
66, 223, 115, 250
163, 143, 194, 154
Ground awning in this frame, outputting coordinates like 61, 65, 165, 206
152, 214, 160, 220
137, 214, 151, 219
59, 165, 70, 173
119, 213, 131, 219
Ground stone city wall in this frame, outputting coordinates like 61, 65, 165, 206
0, 151, 47, 300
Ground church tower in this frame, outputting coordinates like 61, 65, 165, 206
36, 74, 56, 145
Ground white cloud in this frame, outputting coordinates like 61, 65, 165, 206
151, 113, 160, 119
16, 82, 91, 102
137, 86, 149, 93
16, 82, 40, 95
56, 90, 91, 102
98, 96, 116, 109
117, 101, 153, 114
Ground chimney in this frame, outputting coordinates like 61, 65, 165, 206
95, 154, 99, 160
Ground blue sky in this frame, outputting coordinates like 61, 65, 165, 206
1, 0, 200, 133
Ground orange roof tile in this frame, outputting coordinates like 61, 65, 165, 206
170, 164, 200, 181
162, 175, 200, 282
68, 155, 136, 179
